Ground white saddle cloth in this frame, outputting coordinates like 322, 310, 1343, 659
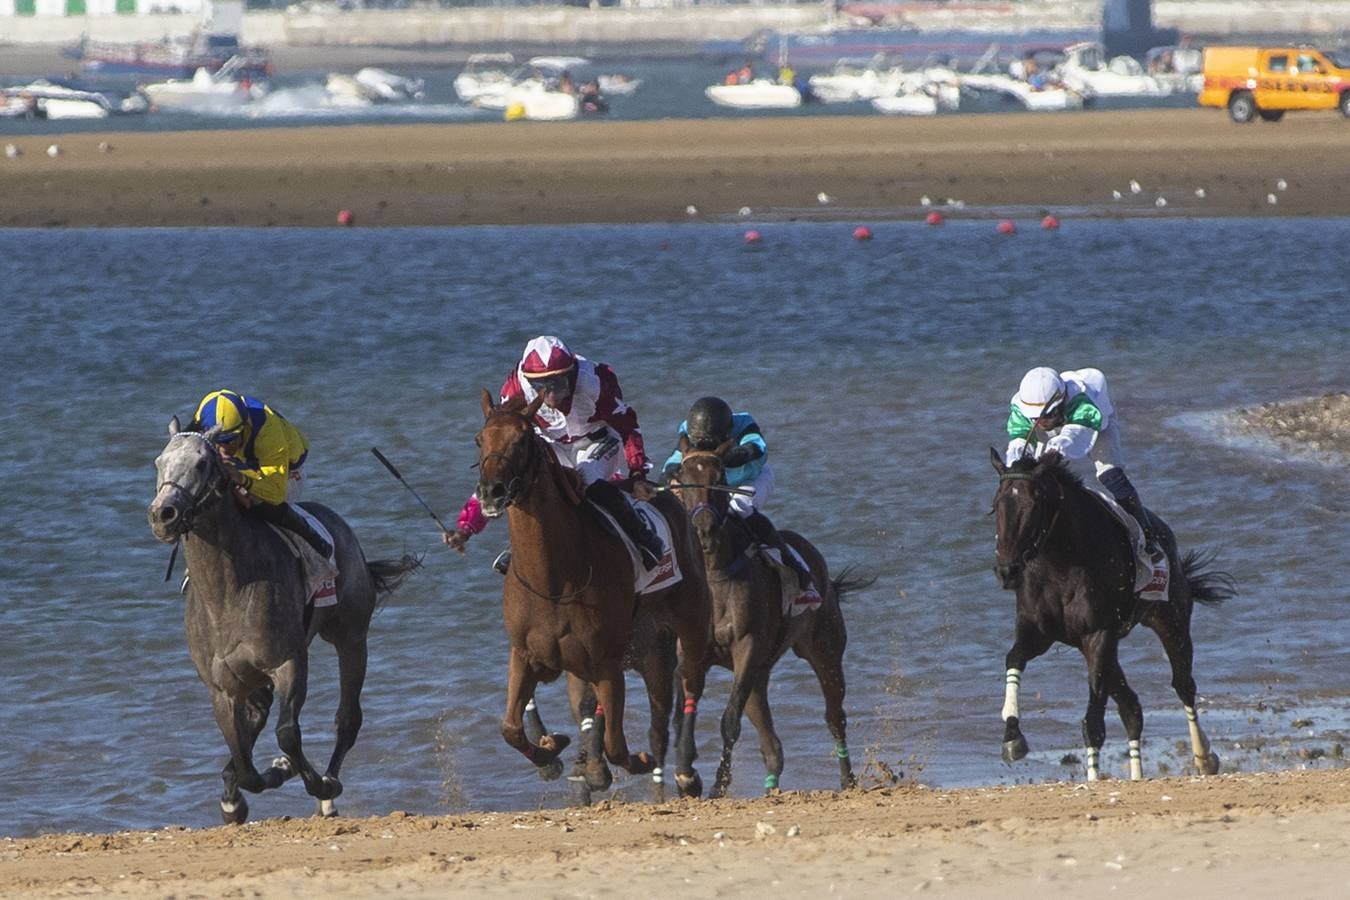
587, 498, 683, 595
1083, 482, 1169, 601
267, 509, 339, 608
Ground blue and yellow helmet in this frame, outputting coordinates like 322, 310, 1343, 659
194, 390, 250, 445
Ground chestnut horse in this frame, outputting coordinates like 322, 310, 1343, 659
672, 439, 867, 797
991, 449, 1236, 780
473, 391, 713, 796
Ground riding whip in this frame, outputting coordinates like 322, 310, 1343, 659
370, 446, 454, 537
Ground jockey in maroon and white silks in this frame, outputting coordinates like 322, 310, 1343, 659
449, 336, 665, 570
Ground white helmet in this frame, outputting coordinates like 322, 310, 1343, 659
1014, 367, 1066, 420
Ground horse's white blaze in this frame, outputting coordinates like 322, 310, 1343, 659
1085, 746, 1100, 781
1128, 739, 1143, 781
1001, 668, 1022, 721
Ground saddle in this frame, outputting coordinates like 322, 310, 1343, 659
584, 495, 682, 595
266, 515, 339, 608
1085, 489, 1169, 603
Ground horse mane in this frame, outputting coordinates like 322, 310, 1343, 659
1011, 453, 1089, 497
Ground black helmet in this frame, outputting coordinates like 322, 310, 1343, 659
687, 396, 733, 450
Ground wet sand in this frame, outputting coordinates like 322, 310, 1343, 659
1237, 392, 1350, 459
4, 769, 1349, 898
1, 109, 1348, 227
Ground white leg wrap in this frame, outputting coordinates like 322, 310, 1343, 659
1128, 739, 1143, 781
525, 698, 537, 713
580, 717, 594, 733
1185, 705, 1211, 757
651, 766, 664, 784
220, 798, 241, 814
1086, 746, 1100, 781
319, 798, 336, 817
1001, 668, 1022, 721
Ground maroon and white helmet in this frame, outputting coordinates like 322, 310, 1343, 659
519, 335, 577, 378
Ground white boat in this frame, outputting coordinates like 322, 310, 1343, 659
453, 52, 515, 103
474, 56, 591, 113
504, 80, 580, 121
140, 60, 264, 112
0, 79, 147, 119
809, 55, 910, 103
323, 68, 424, 108
705, 79, 802, 109
872, 78, 960, 115
959, 72, 1083, 111
1145, 45, 1204, 94
597, 73, 641, 96
1057, 42, 1171, 99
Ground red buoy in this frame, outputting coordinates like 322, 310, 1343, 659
1041, 215, 1060, 230
853, 225, 873, 241
336, 209, 354, 227
997, 219, 1016, 235
925, 211, 944, 226
744, 230, 762, 244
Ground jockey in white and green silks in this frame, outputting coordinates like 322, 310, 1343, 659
1004, 367, 1157, 556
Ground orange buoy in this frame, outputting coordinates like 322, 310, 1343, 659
997, 219, 1016, 235
853, 225, 873, 241
1041, 215, 1060, 230
744, 230, 762, 244
337, 209, 354, 227
925, 211, 944, 226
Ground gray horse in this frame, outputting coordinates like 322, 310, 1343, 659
147, 418, 418, 824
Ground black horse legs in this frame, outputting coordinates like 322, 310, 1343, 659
270, 658, 341, 805
743, 673, 787, 791
318, 634, 369, 816
1145, 606, 1221, 775
1001, 626, 1053, 764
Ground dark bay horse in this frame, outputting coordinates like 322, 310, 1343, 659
672, 440, 867, 797
473, 391, 713, 796
990, 449, 1236, 781
148, 419, 418, 823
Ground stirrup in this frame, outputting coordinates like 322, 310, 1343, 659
492, 549, 511, 576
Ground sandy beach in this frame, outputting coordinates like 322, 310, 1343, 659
4, 769, 1349, 898
1, 109, 1348, 227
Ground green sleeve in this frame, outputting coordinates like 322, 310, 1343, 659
1064, 394, 1103, 431
1006, 405, 1033, 440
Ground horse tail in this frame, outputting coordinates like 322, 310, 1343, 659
367, 553, 422, 601
1181, 548, 1237, 608
831, 564, 877, 601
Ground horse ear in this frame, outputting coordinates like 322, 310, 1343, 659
480, 388, 495, 421
990, 446, 1006, 473
168, 415, 182, 436
678, 433, 692, 454
714, 438, 735, 458
523, 393, 545, 420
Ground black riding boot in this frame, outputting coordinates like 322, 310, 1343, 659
1100, 468, 1156, 555
744, 510, 814, 590
256, 501, 333, 559
585, 480, 664, 571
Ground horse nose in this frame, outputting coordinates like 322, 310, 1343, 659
157, 505, 178, 524
485, 481, 506, 501
995, 562, 1022, 588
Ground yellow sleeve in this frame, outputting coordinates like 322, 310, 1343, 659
240, 410, 305, 505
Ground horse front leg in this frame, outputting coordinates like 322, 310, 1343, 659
312, 633, 368, 817
501, 649, 570, 770
670, 615, 710, 798
1144, 606, 1221, 775
1001, 623, 1053, 764
210, 689, 263, 825
1079, 631, 1116, 782
567, 676, 609, 802
523, 695, 565, 782
743, 673, 785, 794
269, 658, 338, 806
712, 639, 757, 799
639, 633, 677, 803
592, 673, 654, 774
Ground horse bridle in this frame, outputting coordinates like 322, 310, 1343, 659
157, 432, 229, 534
476, 416, 543, 509
996, 469, 1064, 567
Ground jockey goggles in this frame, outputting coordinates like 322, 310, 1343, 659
526, 372, 572, 395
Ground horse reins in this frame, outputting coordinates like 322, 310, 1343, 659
158, 433, 229, 533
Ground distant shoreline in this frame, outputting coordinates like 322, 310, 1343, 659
2, 109, 1348, 228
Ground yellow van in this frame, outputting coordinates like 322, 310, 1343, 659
1199, 46, 1350, 122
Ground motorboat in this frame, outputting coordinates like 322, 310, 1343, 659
477, 57, 591, 119
871, 77, 960, 115
1056, 42, 1171, 99
0, 79, 148, 120
453, 53, 515, 103
140, 56, 267, 112
597, 73, 642, 96
809, 55, 910, 103
323, 68, 424, 108
1145, 45, 1204, 94
959, 72, 1084, 111
503, 80, 580, 122
65, 3, 269, 81
705, 79, 802, 109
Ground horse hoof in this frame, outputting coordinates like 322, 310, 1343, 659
585, 764, 613, 793
1197, 752, 1221, 776
220, 796, 248, 825
569, 779, 593, 807
539, 733, 571, 758
625, 751, 656, 775
675, 770, 703, 799
537, 758, 565, 781
318, 798, 339, 818
1002, 735, 1029, 763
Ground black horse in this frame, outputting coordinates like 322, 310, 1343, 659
148, 420, 418, 823
990, 449, 1236, 781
